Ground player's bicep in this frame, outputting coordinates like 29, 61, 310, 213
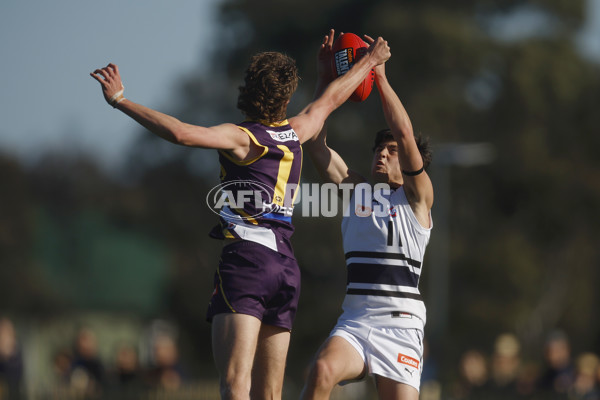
305, 141, 364, 185
179, 123, 248, 150
290, 100, 334, 143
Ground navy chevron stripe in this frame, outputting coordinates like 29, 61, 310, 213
345, 251, 421, 269
346, 288, 423, 301
347, 263, 419, 288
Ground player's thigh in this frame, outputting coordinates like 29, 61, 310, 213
212, 313, 262, 376
251, 324, 291, 395
312, 335, 367, 382
375, 375, 419, 400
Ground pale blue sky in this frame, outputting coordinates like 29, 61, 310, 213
0, 0, 220, 171
0, 0, 598, 173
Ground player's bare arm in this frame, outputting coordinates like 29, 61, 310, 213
289, 31, 390, 144
302, 29, 365, 186
372, 60, 434, 224
90, 63, 254, 162
304, 127, 365, 186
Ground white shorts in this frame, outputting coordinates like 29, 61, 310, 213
330, 317, 424, 392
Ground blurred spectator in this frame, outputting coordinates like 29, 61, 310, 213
108, 343, 143, 398
569, 352, 600, 400
69, 327, 105, 397
538, 330, 575, 398
0, 318, 23, 399
145, 333, 184, 391
421, 338, 442, 400
114, 343, 141, 386
597, 357, 600, 396
422, 338, 439, 383
51, 348, 73, 384
453, 349, 491, 399
514, 361, 540, 399
489, 333, 521, 398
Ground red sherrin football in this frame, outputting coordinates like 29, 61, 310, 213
331, 32, 375, 102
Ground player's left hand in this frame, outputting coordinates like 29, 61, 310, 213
90, 63, 125, 107
317, 29, 336, 85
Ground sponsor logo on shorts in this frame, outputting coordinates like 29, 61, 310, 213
398, 353, 419, 369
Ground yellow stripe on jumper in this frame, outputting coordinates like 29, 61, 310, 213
232, 208, 259, 225
274, 145, 294, 206
293, 145, 303, 204
222, 229, 235, 239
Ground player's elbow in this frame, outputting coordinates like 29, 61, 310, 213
171, 124, 199, 147
166, 127, 187, 145
392, 122, 414, 141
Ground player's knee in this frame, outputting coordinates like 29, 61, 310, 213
250, 385, 282, 400
309, 358, 338, 390
219, 375, 251, 400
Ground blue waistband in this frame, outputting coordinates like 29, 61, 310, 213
261, 212, 292, 223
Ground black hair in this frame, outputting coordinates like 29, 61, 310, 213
372, 129, 432, 169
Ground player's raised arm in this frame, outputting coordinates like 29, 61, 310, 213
372, 55, 434, 215
289, 30, 390, 144
303, 30, 366, 186
90, 64, 252, 160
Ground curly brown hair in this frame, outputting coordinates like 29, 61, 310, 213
237, 52, 299, 123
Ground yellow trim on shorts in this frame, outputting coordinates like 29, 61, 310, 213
217, 266, 236, 313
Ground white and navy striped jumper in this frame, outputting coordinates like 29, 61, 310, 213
340, 184, 432, 330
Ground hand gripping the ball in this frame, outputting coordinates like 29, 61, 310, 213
364, 35, 389, 82
90, 63, 126, 108
331, 32, 390, 102
366, 36, 391, 67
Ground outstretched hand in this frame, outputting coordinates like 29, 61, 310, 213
317, 29, 336, 85
90, 63, 125, 107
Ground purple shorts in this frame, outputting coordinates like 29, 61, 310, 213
206, 240, 301, 330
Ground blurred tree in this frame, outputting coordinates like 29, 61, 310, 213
0, 154, 59, 314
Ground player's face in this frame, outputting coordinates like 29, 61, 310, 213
371, 140, 402, 185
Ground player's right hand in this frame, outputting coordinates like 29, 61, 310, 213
90, 63, 125, 107
364, 35, 387, 81
366, 36, 391, 66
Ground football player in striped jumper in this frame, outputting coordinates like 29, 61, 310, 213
90, 30, 390, 400
301, 36, 433, 400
